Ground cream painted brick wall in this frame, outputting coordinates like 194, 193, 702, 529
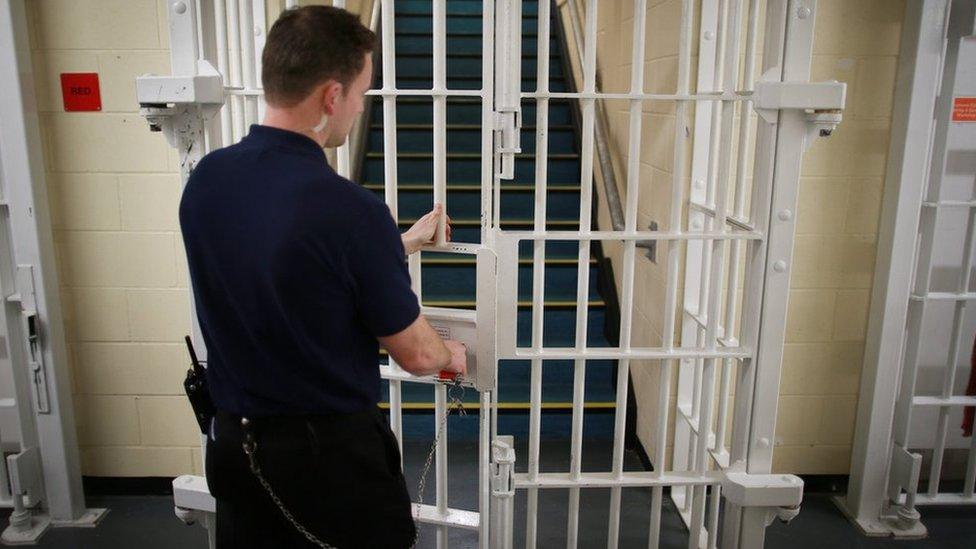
590, 0, 907, 476
28, 0, 191, 477
28, 0, 373, 478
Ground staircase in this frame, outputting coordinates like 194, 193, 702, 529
366, 0, 618, 440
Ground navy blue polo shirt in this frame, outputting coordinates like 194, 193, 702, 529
179, 124, 419, 417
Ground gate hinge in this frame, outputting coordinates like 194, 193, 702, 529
722, 471, 803, 524
490, 436, 516, 498
753, 79, 846, 135
136, 60, 225, 175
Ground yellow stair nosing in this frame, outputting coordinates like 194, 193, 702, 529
366, 152, 577, 160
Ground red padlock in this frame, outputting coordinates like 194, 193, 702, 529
438, 370, 459, 382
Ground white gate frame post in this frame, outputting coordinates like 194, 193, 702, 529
834, 0, 950, 537
723, 0, 841, 546
0, 0, 108, 542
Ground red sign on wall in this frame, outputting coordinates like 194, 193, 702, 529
953, 97, 976, 122
60, 73, 101, 112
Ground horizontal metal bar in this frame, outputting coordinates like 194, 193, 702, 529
513, 470, 723, 489
898, 492, 976, 506
922, 200, 976, 208
224, 88, 490, 99
377, 401, 617, 411
910, 292, 976, 301
507, 347, 750, 361
521, 91, 746, 101
413, 503, 480, 530
688, 201, 756, 232
674, 404, 729, 469
501, 230, 761, 242
367, 89, 485, 97
379, 365, 474, 387
913, 395, 976, 407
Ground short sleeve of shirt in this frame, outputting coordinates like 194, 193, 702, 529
343, 201, 420, 337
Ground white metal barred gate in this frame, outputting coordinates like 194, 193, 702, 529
139, 0, 844, 547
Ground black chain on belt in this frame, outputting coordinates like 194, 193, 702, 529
240, 377, 468, 549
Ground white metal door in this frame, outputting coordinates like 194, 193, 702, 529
841, 0, 976, 538
0, 0, 107, 542
493, 0, 844, 547
143, 0, 843, 547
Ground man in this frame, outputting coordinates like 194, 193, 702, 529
179, 6, 465, 548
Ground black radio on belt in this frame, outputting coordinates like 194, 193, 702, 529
183, 335, 216, 435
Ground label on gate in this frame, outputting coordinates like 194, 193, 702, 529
60, 73, 101, 112
952, 97, 976, 122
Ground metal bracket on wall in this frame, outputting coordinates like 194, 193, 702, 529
6, 265, 50, 415
753, 78, 847, 144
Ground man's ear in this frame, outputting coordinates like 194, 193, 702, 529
322, 81, 343, 116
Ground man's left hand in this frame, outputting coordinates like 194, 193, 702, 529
402, 203, 452, 255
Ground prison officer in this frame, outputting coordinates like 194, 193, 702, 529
179, 6, 466, 548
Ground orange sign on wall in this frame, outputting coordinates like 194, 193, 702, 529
953, 97, 976, 122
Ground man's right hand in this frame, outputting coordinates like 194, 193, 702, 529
443, 340, 468, 377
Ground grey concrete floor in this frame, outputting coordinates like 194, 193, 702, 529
3, 438, 975, 548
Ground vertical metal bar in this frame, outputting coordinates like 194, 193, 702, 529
239, 0, 258, 127
227, 0, 245, 141
379, 0, 404, 456
432, 0, 448, 245
732, 1, 820, 545
691, 0, 741, 545
566, 0, 598, 545
674, 0, 719, 513
927, 206, 976, 495
481, 390, 492, 548
285, 0, 297, 8
526, 0, 551, 546
608, 2, 647, 547
435, 383, 448, 548
707, 0, 749, 545
648, 1, 693, 547
381, 0, 398, 215
481, 0, 496, 245
842, 0, 949, 527
719, 0, 790, 543
214, 0, 233, 146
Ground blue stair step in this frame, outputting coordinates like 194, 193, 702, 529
391, 55, 563, 80
394, 0, 539, 17
370, 98, 574, 126
364, 153, 580, 183
367, 125, 575, 154
368, 186, 581, 220
421, 262, 600, 302
377, 75, 568, 91
392, 16, 543, 35
390, 35, 557, 55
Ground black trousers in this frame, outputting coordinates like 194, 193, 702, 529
206, 408, 416, 548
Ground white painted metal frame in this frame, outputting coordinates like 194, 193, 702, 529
0, 0, 107, 543
495, 0, 841, 547
148, 0, 842, 547
840, 0, 976, 538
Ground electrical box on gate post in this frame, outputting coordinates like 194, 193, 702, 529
420, 243, 497, 392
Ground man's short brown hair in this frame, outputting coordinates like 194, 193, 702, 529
261, 6, 377, 107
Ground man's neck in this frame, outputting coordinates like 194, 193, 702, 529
262, 108, 327, 147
